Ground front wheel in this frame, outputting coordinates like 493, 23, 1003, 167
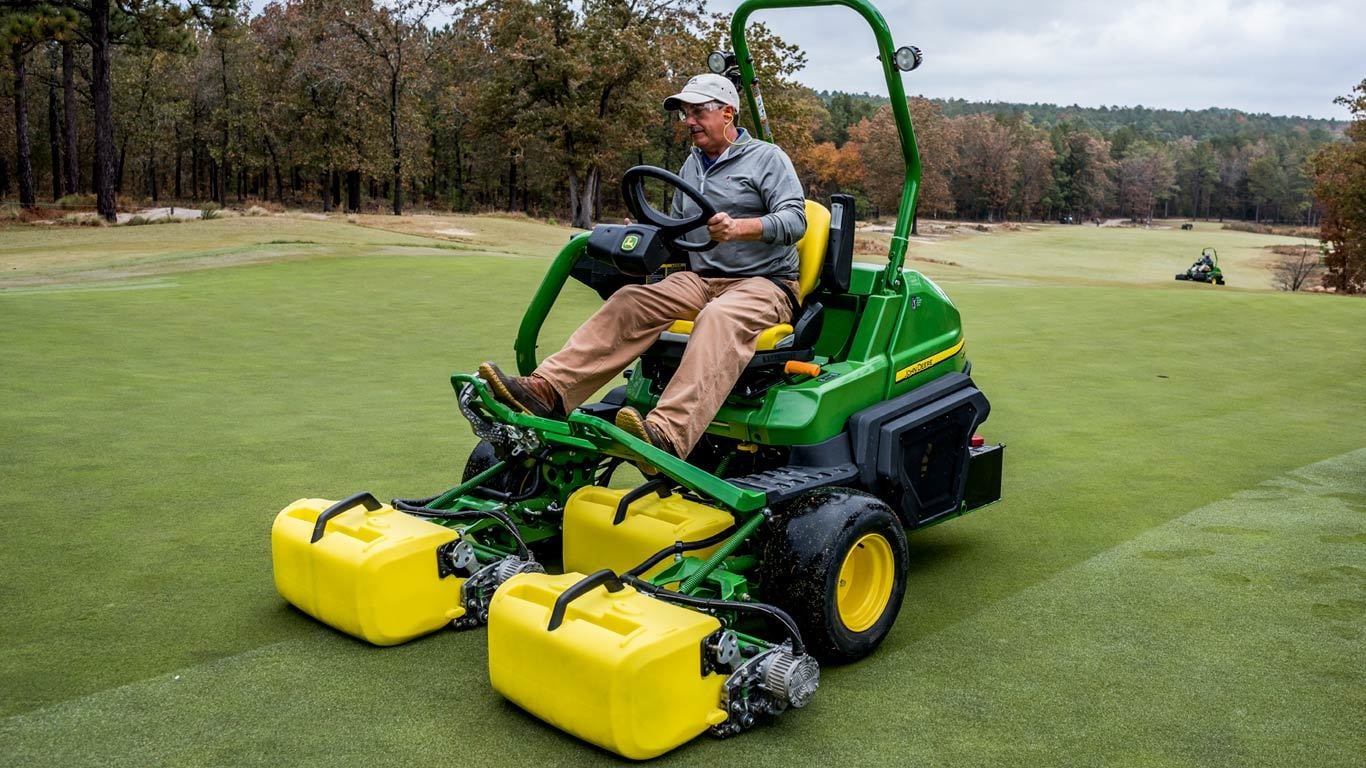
759, 488, 910, 663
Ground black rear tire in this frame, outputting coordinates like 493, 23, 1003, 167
759, 488, 909, 663
462, 440, 537, 497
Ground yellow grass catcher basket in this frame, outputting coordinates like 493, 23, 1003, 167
562, 485, 734, 579
271, 494, 465, 646
488, 570, 727, 759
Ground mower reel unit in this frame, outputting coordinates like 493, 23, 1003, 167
268, 0, 1005, 759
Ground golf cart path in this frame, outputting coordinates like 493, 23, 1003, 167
3, 449, 1363, 766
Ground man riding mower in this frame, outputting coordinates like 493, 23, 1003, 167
1175, 247, 1226, 285
478, 70, 807, 472
269, 0, 1005, 759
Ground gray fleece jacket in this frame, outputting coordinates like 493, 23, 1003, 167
670, 133, 807, 279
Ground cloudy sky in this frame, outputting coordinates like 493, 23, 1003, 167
248, 0, 1358, 119
711, 0, 1360, 120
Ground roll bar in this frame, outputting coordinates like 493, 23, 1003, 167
731, 0, 922, 285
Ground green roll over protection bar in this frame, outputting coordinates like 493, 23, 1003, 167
513, 0, 924, 377
732, 0, 922, 286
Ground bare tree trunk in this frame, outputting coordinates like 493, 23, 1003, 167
174, 125, 183, 199
11, 43, 36, 209
389, 69, 402, 215
47, 54, 62, 201
428, 130, 438, 205
92, 0, 117, 221
346, 170, 360, 213
116, 138, 126, 193
321, 170, 332, 212
62, 41, 78, 195
263, 136, 283, 202
567, 169, 582, 228
452, 131, 464, 210
567, 166, 598, 229
217, 38, 230, 206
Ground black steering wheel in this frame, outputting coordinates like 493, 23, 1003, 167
620, 165, 718, 253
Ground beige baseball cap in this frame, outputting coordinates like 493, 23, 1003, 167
663, 73, 740, 112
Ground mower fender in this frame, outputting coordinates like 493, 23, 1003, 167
488, 571, 727, 760
271, 498, 465, 646
848, 372, 991, 526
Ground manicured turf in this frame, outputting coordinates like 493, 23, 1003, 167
1, 215, 1362, 765
902, 220, 1310, 288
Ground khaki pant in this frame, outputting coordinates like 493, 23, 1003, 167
536, 271, 796, 455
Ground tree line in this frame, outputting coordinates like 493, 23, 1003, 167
0, 0, 1359, 265
811, 93, 1346, 226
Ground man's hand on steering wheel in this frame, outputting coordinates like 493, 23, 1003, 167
706, 212, 764, 242
621, 165, 718, 253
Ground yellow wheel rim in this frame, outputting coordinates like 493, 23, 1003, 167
836, 533, 896, 632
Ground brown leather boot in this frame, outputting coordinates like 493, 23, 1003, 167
615, 406, 676, 474
477, 362, 564, 419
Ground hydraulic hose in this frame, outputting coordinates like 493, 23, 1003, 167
390, 499, 530, 561
466, 462, 544, 503
621, 574, 806, 657
625, 526, 739, 577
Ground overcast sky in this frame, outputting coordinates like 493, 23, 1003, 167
248, 0, 1359, 120
714, 0, 1360, 120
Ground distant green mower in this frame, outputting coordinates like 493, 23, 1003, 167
1176, 247, 1226, 285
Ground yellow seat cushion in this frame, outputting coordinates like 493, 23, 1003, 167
796, 199, 832, 301
666, 319, 795, 351
662, 200, 831, 352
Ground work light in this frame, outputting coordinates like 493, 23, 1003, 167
893, 45, 922, 72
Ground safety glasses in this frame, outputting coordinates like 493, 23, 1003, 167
676, 102, 724, 122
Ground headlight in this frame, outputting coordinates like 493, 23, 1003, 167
708, 50, 733, 74
893, 45, 922, 72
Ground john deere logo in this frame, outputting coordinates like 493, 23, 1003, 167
621, 234, 640, 252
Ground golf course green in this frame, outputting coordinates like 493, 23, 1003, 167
1, 214, 1361, 766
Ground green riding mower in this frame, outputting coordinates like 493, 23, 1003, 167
269, 0, 1004, 759
1176, 247, 1226, 285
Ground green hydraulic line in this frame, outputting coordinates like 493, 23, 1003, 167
426, 460, 506, 510
515, 232, 590, 376
679, 511, 767, 593
568, 411, 768, 513
731, 0, 921, 288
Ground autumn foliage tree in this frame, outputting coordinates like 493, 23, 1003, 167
1310, 79, 1366, 293
0, 0, 1348, 229
1118, 141, 1176, 223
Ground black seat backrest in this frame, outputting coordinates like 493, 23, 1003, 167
822, 193, 855, 293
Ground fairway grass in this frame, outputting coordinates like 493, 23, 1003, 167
0, 212, 566, 289
2, 215, 1362, 765
4, 452, 1361, 766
